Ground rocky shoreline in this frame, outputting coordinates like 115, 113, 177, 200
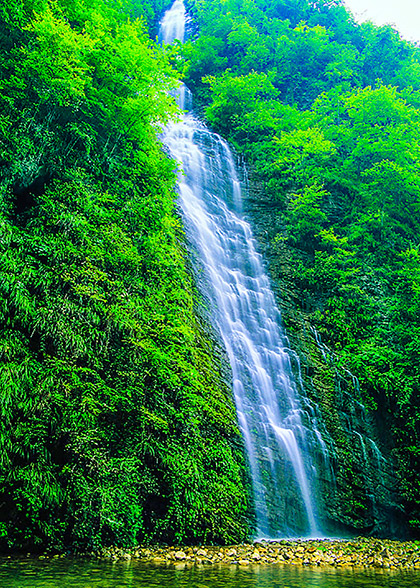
96, 538, 420, 570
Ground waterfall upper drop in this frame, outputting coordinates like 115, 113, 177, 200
159, 0, 187, 45
160, 1, 326, 537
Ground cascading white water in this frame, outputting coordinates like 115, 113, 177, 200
159, 0, 187, 44
160, 0, 326, 537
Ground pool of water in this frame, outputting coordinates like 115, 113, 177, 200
2, 558, 420, 588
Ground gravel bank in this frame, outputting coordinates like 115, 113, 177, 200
96, 538, 420, 569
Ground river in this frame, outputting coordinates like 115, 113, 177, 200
2, 558, 420, 588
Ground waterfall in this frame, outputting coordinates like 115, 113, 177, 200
160, 0, 326, 537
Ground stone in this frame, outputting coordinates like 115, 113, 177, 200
85, 539, 420, 570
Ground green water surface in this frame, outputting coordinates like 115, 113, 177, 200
2, 558, 420, 588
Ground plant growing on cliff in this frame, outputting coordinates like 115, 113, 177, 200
0, 0, 250, 551
183, 0, 420, 534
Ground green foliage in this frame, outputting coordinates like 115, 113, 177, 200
205, 71, 278, 141
4, 0, 420, 548
0, 0, 249, 551
183, 0, 420, 534
184, 0, 419, 108
287, 183, 327, 247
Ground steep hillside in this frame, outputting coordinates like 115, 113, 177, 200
181, 0, 420, 535
0, 0, 249, 550
3, 0, 420, 549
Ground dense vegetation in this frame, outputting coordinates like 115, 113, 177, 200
181, 0, 420, 532
3, 0, 420, 550
0, 0, 250, 551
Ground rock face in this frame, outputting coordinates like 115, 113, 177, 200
244, 173, 405, 537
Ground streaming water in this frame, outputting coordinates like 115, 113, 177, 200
160, 0, 328, 537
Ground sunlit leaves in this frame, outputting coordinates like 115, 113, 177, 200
287, 183, 327, 246
273, 126, 336, 185
205, 70, 278, 139
22, 7, 94, 107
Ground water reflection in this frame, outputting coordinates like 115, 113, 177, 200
1, 559, 420, 588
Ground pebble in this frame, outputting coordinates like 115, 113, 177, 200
94, 538, 420, 570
